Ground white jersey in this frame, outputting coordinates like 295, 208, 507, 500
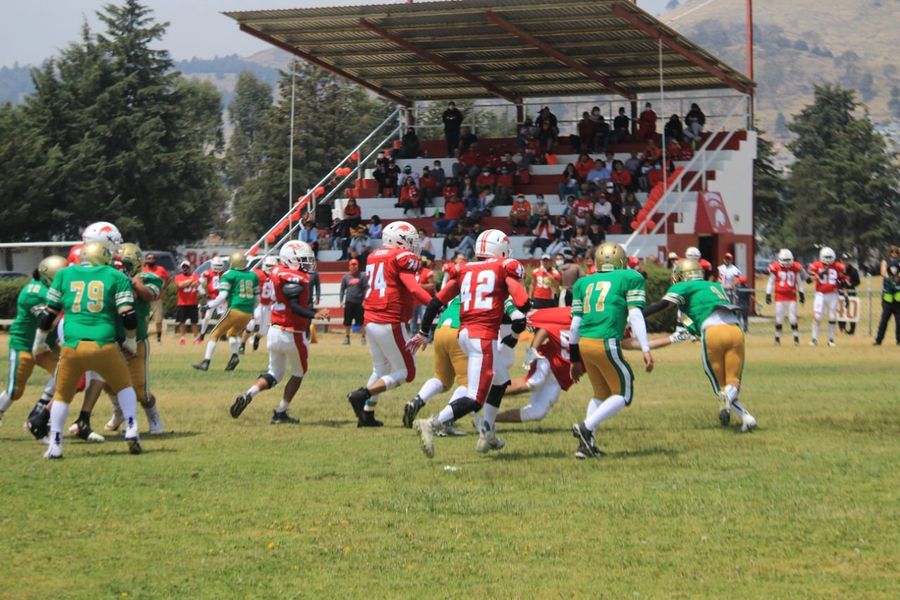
718, 264, 741, 290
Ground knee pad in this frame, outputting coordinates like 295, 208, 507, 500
450, 397, 481, 420
260, 372, 278, 388
486, 382, 510, 408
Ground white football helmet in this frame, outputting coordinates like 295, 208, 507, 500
778, 248, 794, 267
262, 255, 279, 274
685, 246, 702, 260
475, 229, 510, 259
382, 221, 420, 253
819, 246, 836, 265
211, 256, 226, 273
82, 221, 123, 253
280, 240, 316, 272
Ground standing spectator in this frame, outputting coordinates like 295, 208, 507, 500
431, 160, 446, 188
342, 197, 362, 235
300, 219, 319, 255
664, 114, 684, 145
684, 103, 706, 144
638, 102, 657, 141
529, 254, 562, 308
367, 215, 383, 239
174, 260, 200, 345
340, 259, 368, 345
576, 111, 596, 153
348, 227, 371, 265
399, 127, 420, 159
547, 216, 573, 258
594, 115, 611, 153
556, 249, 584, 306
718, 252, 742, 302
535, 106, 559, 144
559, 163, 581, 200
410, 257, 436, 334
397, 177, 422, 216
516, 117, 535, 154
458, 126, 478, 153
839, 253, 861, 335
418, 229, 435, 261
372, 151, 388, 197
143, 253, 170, 344
530, 215, 556, 257
442, 101, 463, 156
509, 194, 532, 234
537, 120, 557, 155
874, 246, 900, 345
612, 106, 631, 143
434, 195, 466, 236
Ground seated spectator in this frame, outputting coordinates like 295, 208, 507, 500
684, 103, 706, 143
509, 194, 532, 234
397, 177, 422, 216
645, 138, 662, 163
380, 159, 400, 197
592, 194, 614, 227
594, 114, 611, 153
586, 160, 611, 186
625, 152, 642, 178
530, 194, 550, 228
453, 142, 484, 180
622, 191, 642, 232
610, 161, 633, 193
647, 161, 665, 188
574, 153, 595, 181
398, 164, 419, 188
530, 215, 555, 256
638, 101, 657, 141
664, 114, 684, 145
587, 222, 606, 247
459, 176, 478, 210
494, 165, 515, 205
612, 106, 631, 144
516, 117, 535, 154
571, 194, 594, 228
571, 225, 591, 258
459, 126, 478, 153
399, 127, 420, 159
442, 223, 466, 259
367, 215, 383, 239
431, 160, 446, 188
521, 133, 542, 168
546, 216, 574, 258
476, 166, 496, 191
434, 195, 466, 236
456, 223, 480, 259
418, 229, 435, 261
442, 176, 460, 203
559, 163, 580, 200
419, 167, 438, 206
348, 227, 371, 265
471, 186, 495, 219
342, 197, 362, 235
575, 111, 596, 153
300, 219, 319, 255
485, 147, 502, 172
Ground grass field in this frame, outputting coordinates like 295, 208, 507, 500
1, 324, 898, 599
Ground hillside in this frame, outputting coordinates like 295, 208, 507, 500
664, 0, 900, 138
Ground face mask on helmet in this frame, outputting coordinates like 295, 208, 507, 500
819, 247, 835, 265
118, 243, 144, 276
685, 247, 701, 261
211, 257, 225, 273
37, 256, 67, 286
778, 249, 793, 267
382, 221, 420, 254
82, 221, 123, 254
280, 241, 316, 272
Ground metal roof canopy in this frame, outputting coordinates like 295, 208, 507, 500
225, 0, 754, 108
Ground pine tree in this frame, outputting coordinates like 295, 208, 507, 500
224, 72, 272, 189
752, 132, 785, 241
779, 84, 899, 261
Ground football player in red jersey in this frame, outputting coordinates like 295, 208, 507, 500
345, 221, 434, 427
198, 256, 226, 341
766, 248, 807, 345
408, 229, 531, 457
807, 246, 846, 347
240, 255, 278, 353
229, 241, 329, 423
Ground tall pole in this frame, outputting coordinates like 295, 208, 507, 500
746, 0, 755, 127
288, 69, 296, 221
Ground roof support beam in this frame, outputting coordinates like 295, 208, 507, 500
610, 3, 753, 96
358, 18, 521, 104
238, 24, 412, 106
485, 10, 635, 100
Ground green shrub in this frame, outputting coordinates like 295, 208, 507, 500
0, 278, 29, 320
162, 283, 177, 318
643, 263, 677, 333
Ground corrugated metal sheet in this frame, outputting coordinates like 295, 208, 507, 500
225, 0, 753, 103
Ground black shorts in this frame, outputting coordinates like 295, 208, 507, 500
343, 302, 364, 327
175, 305, 199, 324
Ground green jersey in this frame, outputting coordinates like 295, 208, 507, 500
8, 280, 58, 351
571, 269, 646, 340
115, 271, 163, 341
46, 265, 134, 348
219, 269, 259, 314
663, 280, 732, 335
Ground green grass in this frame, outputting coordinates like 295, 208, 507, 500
1, 326, 898, 599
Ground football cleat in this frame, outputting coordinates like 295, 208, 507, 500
192, 359, 210, 371
230, 394, 252, 418
346, 388, 368, 422
809, 339, 817, 347
571, 423, 596, 459
146, 405, 164, 435
238, 343, 246, 355
342, 335, 350, 346
774, 337, 781, 345
252, 335, 260, 352
719, 409, 731, 427
403, 396, 425, 428
827, 340, 836, 348
414, 418, 435, 458
271, 410, 299, 425
105, 409, 124, 431
360, 337, 367, 346
358, 411, 384, 428
436, 421, 469, 437
126, 437, 143, 455
475, 423, 505, 453
43, 445, 63, 460
224, 354, 240, 371
740, 413, 757, 433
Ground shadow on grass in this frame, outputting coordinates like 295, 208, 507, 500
73, 446, 179, 459
492, 449, 571, 461
604, 446, 678, 459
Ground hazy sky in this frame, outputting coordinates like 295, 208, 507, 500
0, 0, 670, 67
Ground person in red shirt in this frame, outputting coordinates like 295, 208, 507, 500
574, 153, 595, 181
229, 241, 329, 424
409, 229, 531, 457
345, 221, 434, 427
143, 253, 170, 344
571, 195, 594, 228
610, 162, 633, 192
434, 195, 466, 236
174, 260, 201, 344
509, 194, 532, 234
529, 255, 562, 308
766, 248, 807, 346
453, 143, 484, 180
419, 167, 438, 207
638, 102, 658, 141
409, 258, 436, 334
807, 246, 846, 346
475, 167, 496, 191
397, 178, 421, 216
241, 255, 278, 353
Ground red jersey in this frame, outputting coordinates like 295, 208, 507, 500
440, 257, 526, 339
254, 268, 275, 306
363, 247, 429, 324
572, 198, 593, 219
768, 261, 804, 302
143, 264, 170, 284
270, 265, 312, 332
199, 269, 222, 299
527, 307, 574, 391
174, 273, 200, 306
531, 267, 561, 300
808, 261, 845, 294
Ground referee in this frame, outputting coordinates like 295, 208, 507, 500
340, 259, 368, 345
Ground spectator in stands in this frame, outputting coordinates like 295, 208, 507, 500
531, 194, 550, 228
457, 223, 480, 259
459, 126, 478, 153
516, 117, 535, 154
613, 106, 631, 143
471, 186, 495, 220
530, 255, 562, 308
342, 197, 362, 235
574, 153, 595, 181
509, 194, 532, 234
431, 160, 446, 188
610, 161, 633, 193
348, 226, 371, 265
416, 229, 435, 262
547, 216, 574, 258
645, 138, 662, 164
586, 160, 610, 187
453, 142, 483, 180
625, 152, 642, 178
367, 215, 383, 239
460, 176, 478, 210
571, 194, 594, 228
476, 166, 496, 192
556, 249, 584, 306
535, 106, 559, 143
442, 176, 460, 203
441, 223, 466, 259
375, 159, 400, 197
559, 163, 580, 200
647, 161, 665, 188
485, 147, 502, 172
684, 103, 706, 144
442, 101, 463, 155
638, 102, 658, 141
419, 167, 438, 208
587, 222, 606, 248
576, 111, 596, 153
434, 195, 466, 236
592, 193, 614, 228
530, 215, 555, 257
520, 133, 542, 169
399, 127, 420, 159
594, 114, 612, 154
397, 176, 422, 216
664, 114, 684, 145
622, 192, 642, 233
300, 219, 320, 256
572, 225, 591, 258
340, 259, 367, 345
398, 164, 418, 188
494, 164, 515, 206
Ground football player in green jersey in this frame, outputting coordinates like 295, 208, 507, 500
33, 242, 143, 458
569, 243, 654, 459
643, 258, 757, 431
192, 251, 259, 372
0, 256, 67, 429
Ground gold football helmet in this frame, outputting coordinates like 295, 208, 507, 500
595, 242, 627, 272
37, 255, 67, 286
678, 258, 705, 281
81, 241, 112, 266
229, 251, 248, 270
118, 243, 144, 276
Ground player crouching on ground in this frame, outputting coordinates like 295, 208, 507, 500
34, 242, 143, 458
0, 256, 67, 431
193, 252, 259, 372
766, 249, 807, 345
644, 258, 757, 432
230, 242, 329, 423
